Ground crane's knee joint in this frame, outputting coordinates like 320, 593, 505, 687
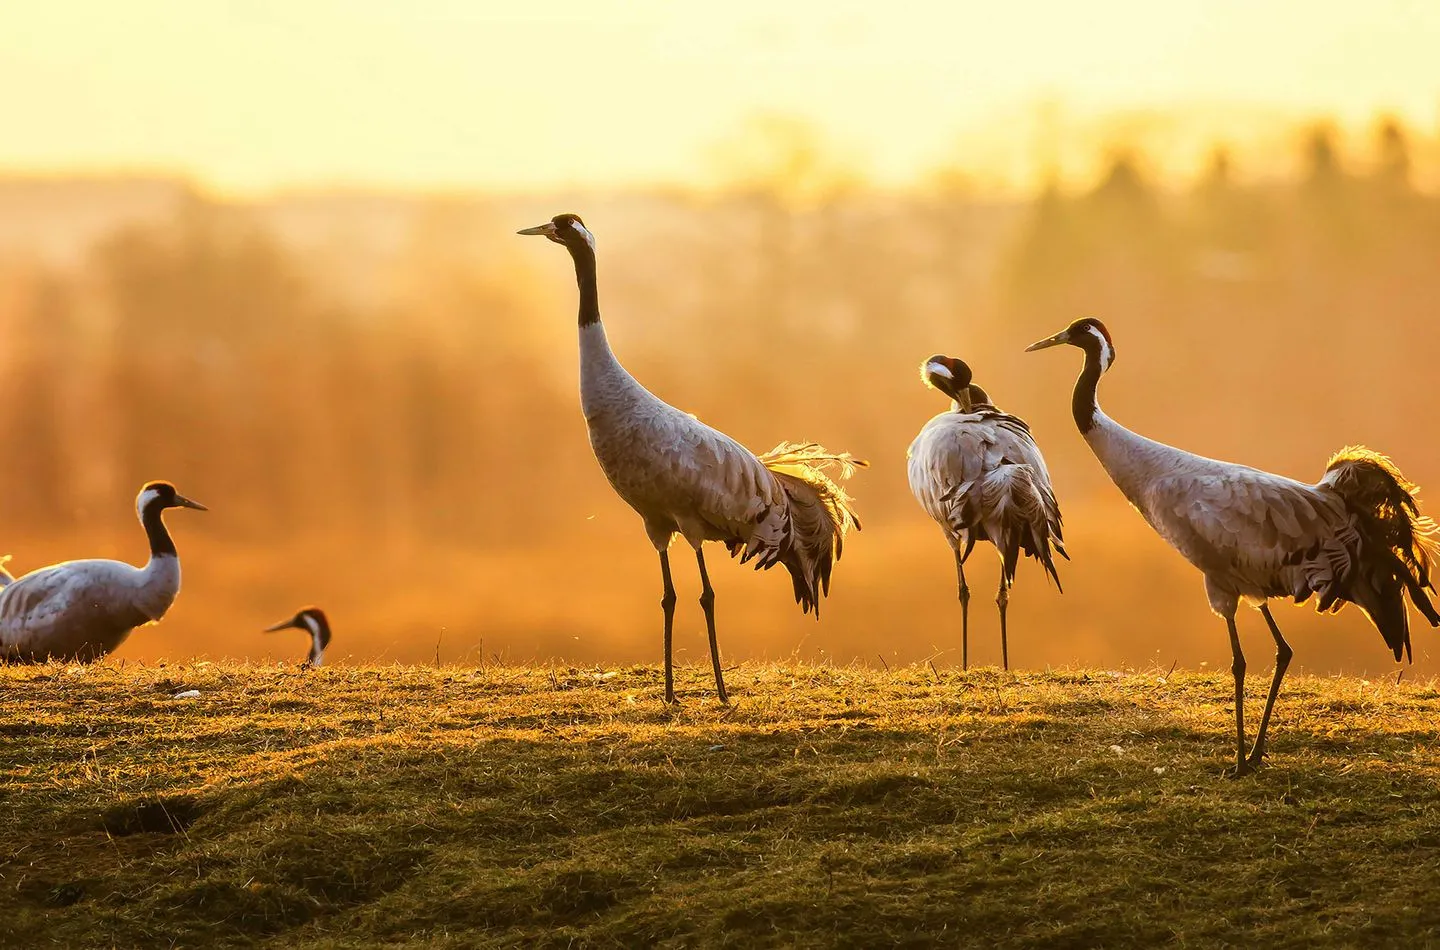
661, 590, 677, 610
958, 585, 971, 605
1231, 657, 1246, 678
699, 589, 715, 609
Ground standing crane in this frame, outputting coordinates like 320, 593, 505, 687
264, 606, 332, 668
1027, 317, 1439, 775
518, 213, 864, 704
908, 355, 1066, 670
0, 481, 206, 663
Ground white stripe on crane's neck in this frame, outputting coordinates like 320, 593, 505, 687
1086, 324, 1115, 373
570, 219, 595, 250
300, 612, 325, 667
136, 487, 163, 522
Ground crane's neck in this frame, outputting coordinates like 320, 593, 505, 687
303, 612, 329, 667
133, 501, 183, 621
568, 240, 600, 328
141, 503, 178, 559
565, 234, 643, 422
1072, 340, 1105, 435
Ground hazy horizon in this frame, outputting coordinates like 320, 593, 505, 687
4, 2, 1440, 195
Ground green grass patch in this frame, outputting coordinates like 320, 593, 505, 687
4, 662, 1440, 947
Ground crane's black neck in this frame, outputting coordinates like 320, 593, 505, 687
304, 612, 331, 665
309, 613, 332, 650
567, 241, 600, 328
142, 501, 177, 558
1072, 339, 1104, 435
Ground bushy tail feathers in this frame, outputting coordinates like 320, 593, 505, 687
1320, 446, 1440, 661
734, 441, 865, 617
943, 464, 1067, 591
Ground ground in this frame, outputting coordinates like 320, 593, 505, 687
4, 662, 1440, 948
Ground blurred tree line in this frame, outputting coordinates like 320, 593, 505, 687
0, 114, 1435, 669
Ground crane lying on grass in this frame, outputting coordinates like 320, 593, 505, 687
518, 213, 865, 704
0, 481, 206, 664
908, 355, 1066, 670
1027, 317, 1439, 775
265, 606, 333, 668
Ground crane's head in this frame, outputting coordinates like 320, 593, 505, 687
517, 213, 595, 252
265, 606, 332, 668
136, 481, 207, 522
1024, 317, 1116, 373
921, 355, 979, 410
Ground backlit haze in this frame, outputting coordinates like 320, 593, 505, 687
4, 2, 1439, 192
2, 1, 1439, 677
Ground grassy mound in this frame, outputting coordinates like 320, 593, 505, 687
4, 662, 1440, 947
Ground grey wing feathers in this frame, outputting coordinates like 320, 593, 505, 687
1315, 447, 1440, 660
729, 441, 866, 617
944, 460, 1067, 588
910, 410, 1066, 587
1144, 446, 1440, 661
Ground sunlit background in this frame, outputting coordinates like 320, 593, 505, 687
2, 1, 1439, 674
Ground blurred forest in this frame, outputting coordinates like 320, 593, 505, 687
1, 116, 1437, 675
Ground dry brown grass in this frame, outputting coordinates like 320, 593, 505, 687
5, 661, 1440, 947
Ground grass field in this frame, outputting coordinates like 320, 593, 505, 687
5, 661, 1440, 948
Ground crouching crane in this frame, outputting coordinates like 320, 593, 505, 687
0, 481, 206, 663
518, 213, 865, 704
265, 606, 332, 668
1027, 318, 1439, 775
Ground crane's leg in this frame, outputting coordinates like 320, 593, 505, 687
996, 574, 1011, 672
659, 551, 677, 704
954, 550, 971, 671
1247, 604, 1293, 769
696, 548, 729, 704
1226, 616, 1251, 777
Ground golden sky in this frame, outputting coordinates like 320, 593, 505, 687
1, 0, 1437, 193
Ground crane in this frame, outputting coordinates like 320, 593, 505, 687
518, 213, 864, 703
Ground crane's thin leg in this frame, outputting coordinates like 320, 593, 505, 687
1247, 604, 1293, 769
696, 548, 729, 704
659, 551, 677, 704
1226, 616, 1251, 778
954, 550, 971, 671
996, 575, 1011, 672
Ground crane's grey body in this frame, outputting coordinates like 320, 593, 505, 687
909, 406, 1061, 562
0, 482, 204, 665
582, 323, 800, 557
907, 356, 1065, 669
1083, 409, 1352, 619
1029, 318, 1438, 775
520, 212, 862, 703
0, 558, 178, 663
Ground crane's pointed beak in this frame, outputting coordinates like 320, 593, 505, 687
517, 222, 557, 237
174, 494, 208, 511
1025, 331, 1069, 352
264, 619, 299, 633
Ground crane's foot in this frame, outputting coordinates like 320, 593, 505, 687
1225, 761, 1256, 780
1244, 746, 1270, 771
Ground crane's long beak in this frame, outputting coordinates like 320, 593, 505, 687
1025, 331, 1069, 352
517, 222, 557, 237
264, 619, 299, 633
175, 494, 208, 511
